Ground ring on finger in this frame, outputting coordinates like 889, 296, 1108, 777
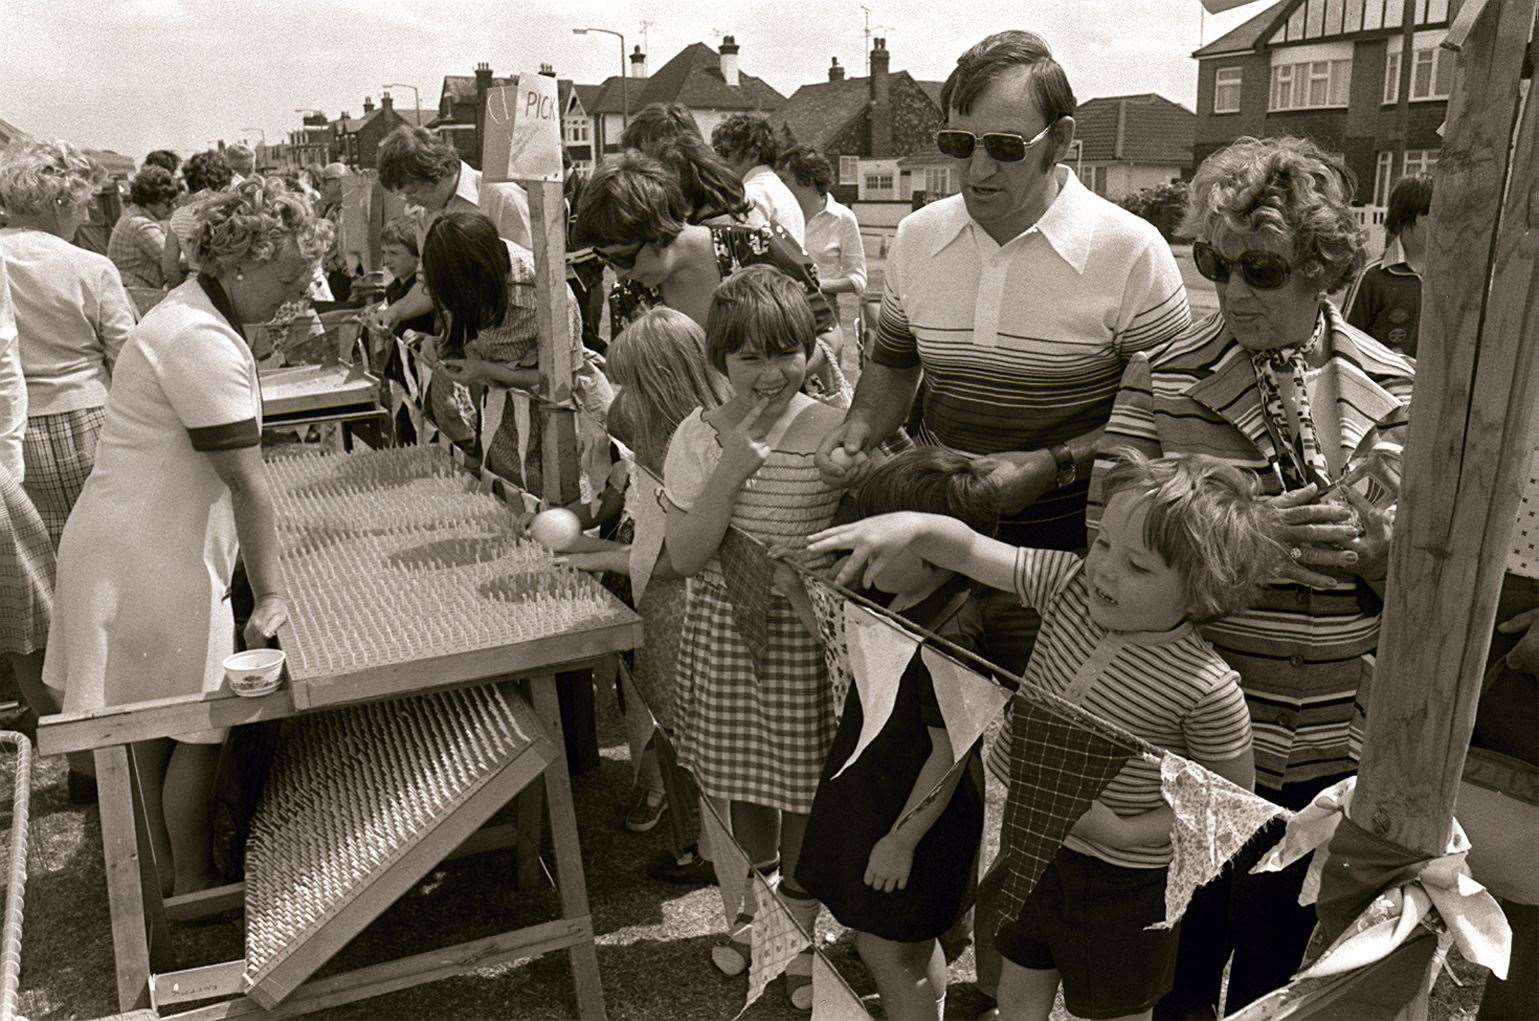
1290, 546, 1304, 561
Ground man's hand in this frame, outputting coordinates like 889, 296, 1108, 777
1498, 608, 1539, 675
815, 418, 874, 490
981, 450, 1057, 515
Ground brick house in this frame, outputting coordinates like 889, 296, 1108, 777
332, 94, 438, 169
431, 65, 594, 172
582, 38, 785, 161
772, 40, 946, 204
1193, 0, 1457, 222
1071, 93, 1195, 199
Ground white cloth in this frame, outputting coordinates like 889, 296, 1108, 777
0, 255, 24, 480
743, 165, 806, 247
0, 226, 136, 416
411, 161, 532, 253
42, 278, 261, 742
805, 194, 866, 295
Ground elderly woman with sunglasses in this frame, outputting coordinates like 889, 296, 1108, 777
1087, 135, 1415, 1017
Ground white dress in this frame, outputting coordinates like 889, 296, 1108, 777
43, 277, 262, 743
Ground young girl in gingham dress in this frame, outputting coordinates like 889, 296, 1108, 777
662, 266, 842, 1006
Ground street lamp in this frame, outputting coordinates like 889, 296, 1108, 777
573, 26, 628, 135
382, 83, 423, 125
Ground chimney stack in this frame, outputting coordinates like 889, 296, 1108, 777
828, 56, 845, 82
474, 62, 495, 171
719, 35, 740, 88
869, 38, 891, 105
867, 38, 893, 157
630, 44, 647, 79
362, 95, 375, 114
381, 92, 393, 112
539, 62, 556, 77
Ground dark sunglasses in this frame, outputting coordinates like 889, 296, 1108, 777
935, 120, 1057, 163
596, 242, 643, 269
1192, 241, 1294, 290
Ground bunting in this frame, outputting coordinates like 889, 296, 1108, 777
812, 952, 871, 1020
700, 796, 751, 927
831, 602, 922, 780
1155, 752, 1287, 928
997, 699, 1134, 925
745, 872, 811, 1012
921, 646, 1012, 773
805, 576, 854, 716
717, 528, 774, 677
512, 390, 532, 488
628, 470, 668, 604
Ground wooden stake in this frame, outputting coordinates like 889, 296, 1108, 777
527, 179, 582, 509
1352, 0, 1539, 857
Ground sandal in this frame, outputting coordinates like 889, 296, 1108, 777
624, 786, 667, 833
711, 911, 754, 977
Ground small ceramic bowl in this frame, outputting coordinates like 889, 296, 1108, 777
223, 649, 286, 698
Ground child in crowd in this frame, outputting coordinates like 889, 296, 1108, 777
1345, 173, 1432, 357
662, 265, 844, 1006
796, 449, 999, 1021
810, 451, 1278, 1021
376, 216, 436, 443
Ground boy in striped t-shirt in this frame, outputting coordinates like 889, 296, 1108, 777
809, 452, 1282, 1020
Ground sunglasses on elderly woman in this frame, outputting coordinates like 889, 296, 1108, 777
935, 120, 1058, 163
1192, 241, 1295, 290
595, 242, 644, 270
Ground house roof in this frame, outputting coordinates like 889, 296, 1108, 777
588, 42, 785, 114
773, 71, 942, 150
573, 83, 603, 112
1193, 0, 1295, 57
1074, 93, 1195, 166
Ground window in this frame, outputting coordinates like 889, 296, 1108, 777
1214, 67, 1243, 113
922, 167, 953, 196
1269, 58, 1352, 110
1082, 165, 1106, 196
563, 118, 589, 143
1383, 45, 1454, 103
1373, 148, 1438, 205
864, 173, 894, 191
839, 156, 858, 185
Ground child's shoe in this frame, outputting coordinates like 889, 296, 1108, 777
711, 911, 754, 977
624, 786, 666, 833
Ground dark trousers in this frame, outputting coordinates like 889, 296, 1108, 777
1156, 771, 1347, 1018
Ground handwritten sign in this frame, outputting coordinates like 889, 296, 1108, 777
508, 72, 562, 183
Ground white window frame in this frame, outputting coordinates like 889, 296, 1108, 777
1374, 148, 1439, 205
839, 156, 858, 185
1269, 57, 1352, 111
864, 172, 895, 191
1383, 34, 1454, 104
1213, 66, 1243, 113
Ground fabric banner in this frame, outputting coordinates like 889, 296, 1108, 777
700, 796, 750, 927
921, 646, 1012, 769
805, 576, 853, 717
996, 698, 1135, 925
717, 528, 774, 677
628, 470, 667, 605
831, 602, 922, 780
745, 871, 811, 1012
1156, 752, 1288, 928
483, 386, 508, 458
512, 390, 531, 488
812, 951, 871, 1020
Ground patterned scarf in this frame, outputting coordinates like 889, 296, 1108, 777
1250, 313, 1330, 490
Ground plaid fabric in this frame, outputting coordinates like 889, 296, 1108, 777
107, 207, 166, 289
0, 465, 54, 654
718, 527, 774, 677
23, 406, 106, 549
630, 577, 688, 734
996, 698, 1135, 927
674, 572, 837, 812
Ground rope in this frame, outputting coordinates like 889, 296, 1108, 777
0, 732, 32, 1021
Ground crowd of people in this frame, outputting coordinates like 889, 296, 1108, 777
0, 23, 1532, 1021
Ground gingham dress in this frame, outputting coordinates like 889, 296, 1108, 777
0, 465, 54, 655
664, 405, 842, 812
23, 406, 107, 549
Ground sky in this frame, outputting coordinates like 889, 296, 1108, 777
2, 0, 1263, 161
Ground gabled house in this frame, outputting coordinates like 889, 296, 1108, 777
584, 37, 786, 160
330, 94, 438, 169
773, 40, 946, 203
429, 65, 515, 168
1071, 93, 1195, 199
1192, 0, 1457, 213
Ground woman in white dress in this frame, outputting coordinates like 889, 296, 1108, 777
44, 178, 331, 895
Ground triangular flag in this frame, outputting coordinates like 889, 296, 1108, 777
996, 698, 1135, 926
812, 952, 871, 1020
700, 796, 750, 927
805, 576, 853, 717
921, 646, 1012, 772
717, 529, 774, 677
512, 390, 532, 490
745, 872, 811, 1012
1200, 0, 1266, 11
483, 385, 508, 456
831, 602, 921, 780
1155, 752, 1286, 929
628, 470, 667, 605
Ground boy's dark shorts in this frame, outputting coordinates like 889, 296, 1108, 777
994, 849, 1178, 1019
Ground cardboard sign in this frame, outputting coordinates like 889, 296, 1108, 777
482, 73, 561, 185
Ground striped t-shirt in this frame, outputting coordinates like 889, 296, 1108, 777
1012, 547, 1253, 869
871, 170, 1190, 548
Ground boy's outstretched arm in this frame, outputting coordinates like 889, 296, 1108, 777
807, 512, 1018, 594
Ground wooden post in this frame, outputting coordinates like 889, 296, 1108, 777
1351, 0, 1539, 857
527, 179, 582, 509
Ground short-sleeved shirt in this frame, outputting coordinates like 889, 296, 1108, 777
1345, 259, 1422, 357
871, 168, 1190, 548
805, 195, 866, 296
0, 226, 137, 416
742, 165, 805, 246
1012, 547, 1252, 868
107, 205, 168, 289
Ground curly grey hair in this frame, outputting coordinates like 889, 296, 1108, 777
0, 140, 104, 216
1180, 136, 1366, 293
190, 177, 332, 277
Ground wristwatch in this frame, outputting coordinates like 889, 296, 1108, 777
1049, 443, 1077, 488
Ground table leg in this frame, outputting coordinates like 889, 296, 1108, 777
515, 783, 545, 892
95, 745, 154, 1013
530, 674, 606, 1021
125, 746, 176, 973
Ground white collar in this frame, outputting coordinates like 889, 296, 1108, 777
929, 165, 1097, 274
